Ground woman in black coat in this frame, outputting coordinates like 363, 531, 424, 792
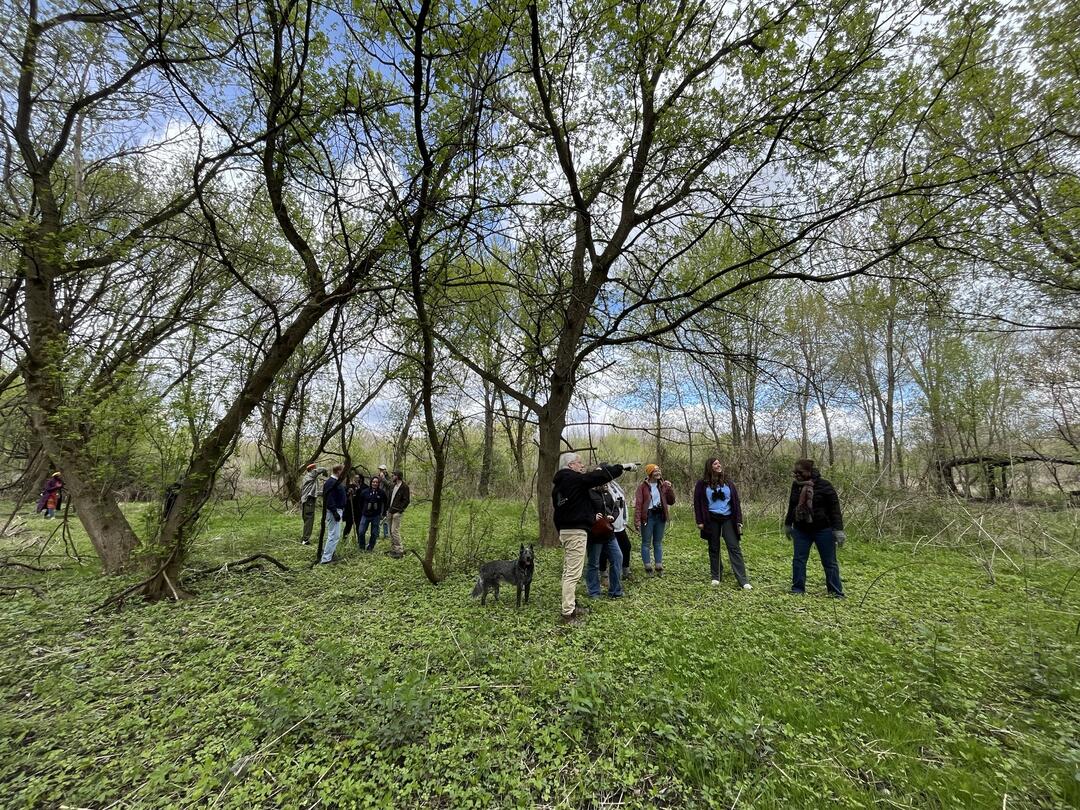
784, 459, 846, 597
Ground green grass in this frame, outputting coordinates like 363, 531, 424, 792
1, 498, 1078, 808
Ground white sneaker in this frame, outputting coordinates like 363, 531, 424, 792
711, 579, 720, 587
743, 583, 753, 590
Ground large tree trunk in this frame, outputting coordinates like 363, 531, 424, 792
535, 375, 574, 547
22, 247, 141, 573
535, 406, 567, 548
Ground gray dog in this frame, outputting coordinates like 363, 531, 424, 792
471, 544, 535, 607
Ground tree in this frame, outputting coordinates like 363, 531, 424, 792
440, 0, 976, 543
3, 0, 251, 571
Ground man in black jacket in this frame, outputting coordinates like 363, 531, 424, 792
784, 458, 846, 597
320, 465, 347, 564
552, 454, 637, 623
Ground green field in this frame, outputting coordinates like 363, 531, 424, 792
1, 500, 1078, 808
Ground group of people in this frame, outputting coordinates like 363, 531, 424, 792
299, 463, 411, 564
552, 454, 846, 624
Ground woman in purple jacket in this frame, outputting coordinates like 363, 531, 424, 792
693, 457, 752, 590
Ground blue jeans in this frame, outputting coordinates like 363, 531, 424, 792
586, 537, 623, 597
641, 512, 666, 568
792, 527, 844, 595
320, 512, 343, 563
358, 515, 381, 550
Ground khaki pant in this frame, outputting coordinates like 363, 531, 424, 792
300, 498, 317, 543
560, 529, 587, 616
388, 512, 404, 554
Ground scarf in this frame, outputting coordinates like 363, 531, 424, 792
795, 477, 814, 523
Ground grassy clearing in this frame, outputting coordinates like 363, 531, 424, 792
1, 498, 1078, 808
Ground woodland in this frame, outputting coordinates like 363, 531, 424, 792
0, 0, 1078, 807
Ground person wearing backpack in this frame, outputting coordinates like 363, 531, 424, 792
784, 458, 846, 598
357, 475, 389, 552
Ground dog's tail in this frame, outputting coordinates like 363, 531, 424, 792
470, 576, 484, 598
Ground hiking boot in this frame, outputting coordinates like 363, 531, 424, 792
742, 583, 753, 591
828, 592, 846, 599
301, 540, 310, 545
655, 566, 664, 577
561, 605, 590, 624
644, 566, 654, 576
711, 579, 720, 587
622, 567, 631, 579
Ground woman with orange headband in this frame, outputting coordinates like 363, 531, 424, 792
633, 464, 675, 575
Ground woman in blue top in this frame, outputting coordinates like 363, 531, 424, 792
693, 457, 751, 589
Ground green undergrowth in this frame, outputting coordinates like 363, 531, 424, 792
1, 498, 1078, 808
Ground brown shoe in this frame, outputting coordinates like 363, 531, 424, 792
655, 565, 664, 576
561, 611, 581, 625
644, 565, 654, 576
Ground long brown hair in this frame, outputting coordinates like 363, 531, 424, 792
702, 457, 731, 487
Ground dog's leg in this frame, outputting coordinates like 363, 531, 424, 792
481, 581, 488, 606
524, 581, 531, 604
494, 581, 500, 602
516, 583, 522, 608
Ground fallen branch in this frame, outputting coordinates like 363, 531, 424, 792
93, 548, 183, 614
186, 554, 291, 580
0, 559, 52, 573
0, 583, 44, 597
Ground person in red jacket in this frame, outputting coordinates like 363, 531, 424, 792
633, 464, 675, 575
693, 457, 751, 589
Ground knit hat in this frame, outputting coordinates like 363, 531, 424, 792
52, 471, 62, 477
306, 463, 317, 470
644, 464, 659, 477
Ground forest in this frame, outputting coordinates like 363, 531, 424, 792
1, 0, 1078, 807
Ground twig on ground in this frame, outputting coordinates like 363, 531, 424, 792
1058, 567, 1080, 607
0, 583, 43, 597
858, 562, 922, 609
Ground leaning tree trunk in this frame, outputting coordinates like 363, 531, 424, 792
22, 249, 141, 573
